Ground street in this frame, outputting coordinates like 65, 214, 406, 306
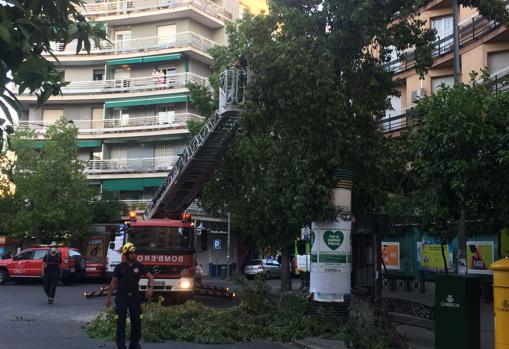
0, 280, 297, 349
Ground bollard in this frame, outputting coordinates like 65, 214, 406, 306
492, 257, 509, 349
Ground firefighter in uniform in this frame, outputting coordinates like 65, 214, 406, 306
105, 243, 154, 349
42, 241, 60, 304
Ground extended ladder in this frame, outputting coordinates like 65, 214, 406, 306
144, 67, 247, 219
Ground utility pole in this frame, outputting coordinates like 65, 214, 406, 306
452, 0, 461, 84
226, 212, 231, 279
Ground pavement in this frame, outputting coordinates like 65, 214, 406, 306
0, 280, 298, 349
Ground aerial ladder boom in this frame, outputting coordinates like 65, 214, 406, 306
144, 66, 247, 219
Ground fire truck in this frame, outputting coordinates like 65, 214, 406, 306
106, 65, 246, 299
107, 211, 207, 299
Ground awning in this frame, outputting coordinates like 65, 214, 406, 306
31, 140, 102, 148
142, 54, 181, 63
104, 94, 189, 109
102, 177, 165, 191
106, 54, 181, 66
106, 57, 143, 66
78, 140, 102, 148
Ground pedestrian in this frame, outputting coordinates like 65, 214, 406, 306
42, 241, 60, 304
105, 242, 154, 349
152, 68, 158, 87
157, 69, 165, 88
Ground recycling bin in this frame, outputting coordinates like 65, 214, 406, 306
435, 274, 480, 349
492, 257, 509, 349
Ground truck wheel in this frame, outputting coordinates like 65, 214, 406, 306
0, 270, 8, 284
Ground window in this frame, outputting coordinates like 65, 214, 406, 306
115, 30, 131, 52
33, 250, 47, 260
14, 250, 33, 260
157, 24, 176, 47
488, 51, 509, 75
42, 109, 64, 124
155, 144, 174, 157
129, 227, 193, 253
93, 69, 105, 81
91, 107, 104, 129
431, 76, 454, 93
69, 250, 81, 257
432, 16, 453, 49
156, 106, 175, 124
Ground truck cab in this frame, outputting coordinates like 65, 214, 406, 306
106, 212, 207, 299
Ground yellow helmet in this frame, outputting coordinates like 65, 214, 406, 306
121, 242, 136, 255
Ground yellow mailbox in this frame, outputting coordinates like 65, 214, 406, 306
492, 257, 509, 349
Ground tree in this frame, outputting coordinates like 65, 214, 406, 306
0, 0, 106, 123
407, 73, 509, 273
0, 118, 93, 243
191, 1, 508, 290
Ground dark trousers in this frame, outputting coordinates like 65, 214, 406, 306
43, 272, 58, 299
115, 294, 142, 349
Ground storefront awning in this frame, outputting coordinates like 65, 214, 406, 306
78, 140, 102, 148
31, 140, 102, 148
104, 94, 189, 109
106, 54, 181, 66
102, 178, 165, 191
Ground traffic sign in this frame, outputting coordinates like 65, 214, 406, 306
213, 239, 222, 250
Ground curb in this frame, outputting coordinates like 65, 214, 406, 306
293, 339, 347, 349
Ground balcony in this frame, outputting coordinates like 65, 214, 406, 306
82, 0, 232, 25
385, 6, 507, 74
85, 156, 179, 174
58, 73, 207, 95
18, 113, 202, 136
379, 65, 509, 132
50, 32, 218, 57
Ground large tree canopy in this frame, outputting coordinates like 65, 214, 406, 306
188, 0, 509, 289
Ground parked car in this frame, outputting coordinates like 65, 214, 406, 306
0, 246, 86, 285
84, 256, 106, 279
243, 259, 282, 279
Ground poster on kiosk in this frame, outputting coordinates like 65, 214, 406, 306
310, 219, 351, 302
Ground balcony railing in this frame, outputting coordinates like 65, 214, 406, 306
85, 156, 179, 174
50, 31, 218, 56
119, 199, 151, 210
384, 4, 507, 74
380, 64, 509, 132
18, 113, 202, 135
55, 73, 208, 95
82, 0, 232, 21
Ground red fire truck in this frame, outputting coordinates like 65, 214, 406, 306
107, 211, 207, 300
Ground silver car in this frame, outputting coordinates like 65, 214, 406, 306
243, 259, 282, 279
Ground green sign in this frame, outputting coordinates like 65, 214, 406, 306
323, 230, 344, 250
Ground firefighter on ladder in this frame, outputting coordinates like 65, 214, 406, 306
105, 243, 154, 349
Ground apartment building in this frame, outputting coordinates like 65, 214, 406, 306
383, 1, 509, 134
17, 0, 267, 210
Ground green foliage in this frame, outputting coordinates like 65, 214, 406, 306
341, 308, 397, 349
90, 192, 127, 223
86, 279, 398, 347
86, 276, 340, 344
388, 74, 509, 264
0, 0, 107, 123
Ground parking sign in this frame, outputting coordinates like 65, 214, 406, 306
213, 239, 222, 250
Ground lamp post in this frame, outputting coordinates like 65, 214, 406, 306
226, 212, 231, 279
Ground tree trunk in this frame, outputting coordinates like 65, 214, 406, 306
280, 243, 292, 292
441, 242, 448, 274
457, 207, 467, 274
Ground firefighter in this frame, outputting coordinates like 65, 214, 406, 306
42, 241, 60, 304
105, 242, 154, 349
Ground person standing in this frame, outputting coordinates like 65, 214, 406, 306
42, 241, 60, 304
105, 243, 154, 349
